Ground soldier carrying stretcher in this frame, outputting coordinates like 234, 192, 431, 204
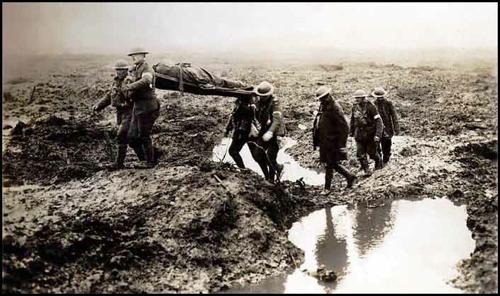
92, 59, 146, 170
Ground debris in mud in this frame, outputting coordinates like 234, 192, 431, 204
304, 265, 337, 282
400, 145, 419, 157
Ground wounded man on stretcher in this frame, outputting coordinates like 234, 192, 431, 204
152, 62, 255, 97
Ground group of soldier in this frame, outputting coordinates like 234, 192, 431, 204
312, 86, 400, 192
94, 49, 399, 193
92, 47, 161, 170
225, 82, 399, 191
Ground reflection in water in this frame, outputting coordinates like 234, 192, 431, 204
223, 198, 474, 294
214, 134, 473, 294
353, 203, 394, 257
314, 207, 349, 291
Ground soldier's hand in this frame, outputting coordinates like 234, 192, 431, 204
92, 105, 99, 113
374, 136, 380, 142
121, 84, 130, 93
262, 131, 273, 142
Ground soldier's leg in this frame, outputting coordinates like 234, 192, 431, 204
325, 164, 334, 190
228, 133, 247, 168
381, 137, 392, 163
368, 140, 383, 170
113, 119, 129, 168
137, 110, 160, 166
266, 137, 281, 182
248, 140, 270, 180
220, 78, 245, 89
331, 161, 357, 189
127, 114, 146, 161
356, 140, 370, 174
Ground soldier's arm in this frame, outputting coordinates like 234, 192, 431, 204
331, 103, 349, 133
94, 92, 111, 111
349, 109, 355, 137
313, 113, 320, 150
225, 101, 240, 134
267, 97, 283, 134
369, 103, 384, 138
225, 114, 234, 134
389, 101, 400, 135
124, 67, 154, 94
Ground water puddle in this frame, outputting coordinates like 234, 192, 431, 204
212, 137, 324, 185
224, 198, 475, 293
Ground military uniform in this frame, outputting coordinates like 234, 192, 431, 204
374, 97, 400, 163
314, 95, 356, 189
225, 95, 257, 168
126, 60, 161, 166
349, 100, 384, 173
95, 75, 145, 166
249, 94, 285, 182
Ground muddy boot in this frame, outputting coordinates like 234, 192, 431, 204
255, 159, 270, 181
335, 163, 357, 189
130, 141, 146, 161
383, 154, 391, 164
269, 164, 281, 184
374, 157, 383, 170
108, 144, 126, 171
346, 174, 357, 189
276, 163, 284, 182
229, 151, 245, 169
359, 158, 371, 176
364, 167, 372, 176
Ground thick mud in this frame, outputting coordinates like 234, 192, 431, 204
2, 56, 497, 293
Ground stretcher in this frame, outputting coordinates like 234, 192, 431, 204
152, 63, 255, 98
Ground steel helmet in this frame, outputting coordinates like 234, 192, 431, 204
371, 87, 387, 98
254, 81, 274, 96
128, 47, 149, 56
314, 86, 332, 100
114, 59, 129, 70
353, 89, 368, 98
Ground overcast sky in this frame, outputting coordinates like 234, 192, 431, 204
2, 2, 498, 57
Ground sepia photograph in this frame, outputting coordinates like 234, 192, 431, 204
2, 2, 498, 294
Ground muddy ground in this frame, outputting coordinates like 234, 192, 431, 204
2, 56, 498, 293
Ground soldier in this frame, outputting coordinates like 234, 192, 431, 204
371, 87, 400, 164
349, 89, 384, 176
313, 86, 357, 191
248, 81, 285, 183
122, 47, 161, 168
224, 94, 258, 168
92, 59, 144, 170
